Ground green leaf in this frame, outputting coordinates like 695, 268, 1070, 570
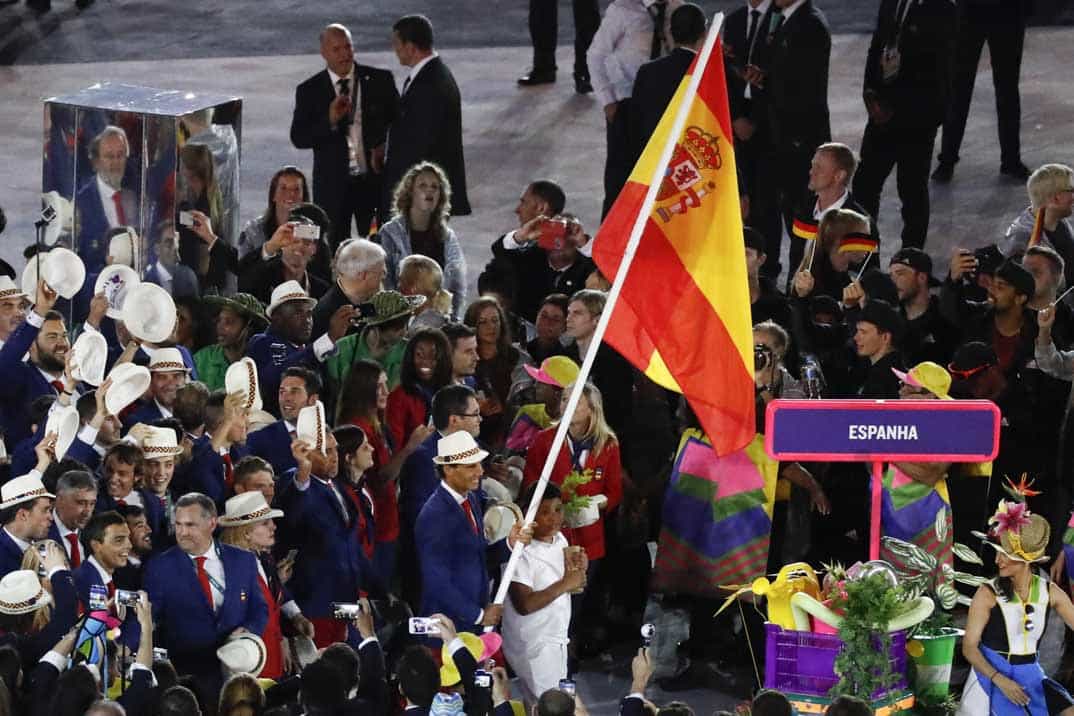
953, 542, 984, 565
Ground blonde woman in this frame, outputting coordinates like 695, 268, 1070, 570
219, 493, 312, 679
380, 161, 467, 319
791, 208, 874, 301
218, 672, 266, 716
521, 382, 622, 564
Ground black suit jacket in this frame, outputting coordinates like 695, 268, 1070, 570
755, 1, 832, 148
724, 4, 767, 123
863, 0, 955, 129
628, 47, 696, 164
290, 63, 400, 210
384, 56, 471, 215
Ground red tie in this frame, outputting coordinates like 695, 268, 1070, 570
222, 454, 234, 491
194, 556, 214, 609
112, 191, 128, 225
116, 499, 127, 507
461, 498, 478, 535
51, 380, 65, 394
66, 533, 82, 568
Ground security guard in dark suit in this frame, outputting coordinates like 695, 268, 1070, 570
725, 1, 784, 279
750, 0, 832, 279
853, 0, 955, 250
519, 0, 602, 93
933, 0, 1032, 183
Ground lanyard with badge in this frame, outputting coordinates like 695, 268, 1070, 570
202, 542, 226, 598
881, 0, 912, 83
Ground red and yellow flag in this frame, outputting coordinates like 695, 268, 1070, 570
592, 34, 754, 456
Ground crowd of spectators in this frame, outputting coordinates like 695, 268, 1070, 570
0, 0, 1061, 714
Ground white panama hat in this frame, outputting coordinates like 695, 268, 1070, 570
122, 282, 177, 343
44, 405, 81, 461
103, 363, 151, 416
71, 330, 108, 387
225, 357, 262, 413
94, 264, 141, 320
296, 400, 327, 455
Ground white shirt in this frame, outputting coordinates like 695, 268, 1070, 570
813, 188, 849, 220
154, 398, 174, 419
328, 65, 367, 173
97, 175, 122, 228
152, 261, 173, 293
87, 555, 113, 587
404, 53, 438, 93
502, 533, 572, 651
587, 0, 679, 106
113, 489, 144, 508
192, 543, 226, 610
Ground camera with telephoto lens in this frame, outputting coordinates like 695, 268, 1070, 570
332, 602, 362, 620
754, 344, 772, 371
116, 589, 140, 607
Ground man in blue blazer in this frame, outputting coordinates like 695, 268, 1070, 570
0, 280, 67, 451
145, 492, 267, 685
74, 125, 139, 274
0, 469, 56, 576
415, 431, 529, 633
121, 347, 190, 432
96, 443, 166, 544
73, 510, 141, 648
277, 429, 383, 646
246, 366, 321, 477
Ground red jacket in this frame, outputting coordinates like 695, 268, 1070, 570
522, 427, 623, 560
386, 385, 429, 451
350, 417, 398, 543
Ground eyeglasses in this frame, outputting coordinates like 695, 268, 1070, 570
455, 412, 482, 418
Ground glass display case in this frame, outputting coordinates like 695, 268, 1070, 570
42, 82, 242, 286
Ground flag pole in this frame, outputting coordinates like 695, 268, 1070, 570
489, 12, 729, 617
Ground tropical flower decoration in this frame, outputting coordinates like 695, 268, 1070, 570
989, 500, 1031, 536
1002, 473, 1042, 501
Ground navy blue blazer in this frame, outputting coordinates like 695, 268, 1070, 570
246, 420, 298, 479
144, 542, 268, 668
65, 434, 102, 473
0, 528, 27, 576
399, 431, 440, 532
72, 560, 141, 648
0, 318, 60, 449
74, 177, 138, 274
245, 330, 322, 416
120, 400, 164, 432
276, 471, 382, 619
415, 485, 510, 630
173, 434, 227, 508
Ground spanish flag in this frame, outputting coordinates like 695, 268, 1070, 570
592, 19, 754, 457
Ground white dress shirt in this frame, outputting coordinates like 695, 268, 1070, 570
813, 188, 850, 220
328, 65, 367, 174
587, 0, 680, 107
97, 175, 122, 228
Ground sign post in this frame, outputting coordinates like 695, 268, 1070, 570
764, 399, 1001, 560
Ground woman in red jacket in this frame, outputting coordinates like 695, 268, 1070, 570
522, 382, 622, 562
385, 328, 453, 450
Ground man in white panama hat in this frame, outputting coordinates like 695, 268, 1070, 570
0, 436, 57, 575
416, 430, 531, 634
0, 279, 67, 450
121, 347, 191, 431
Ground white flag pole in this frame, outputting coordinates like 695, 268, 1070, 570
488, 12, 729, 618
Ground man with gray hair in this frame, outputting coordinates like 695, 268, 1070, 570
1001, 163, 1074, 287
75, 125, 139, 272
312, 237, 387, 337
145, 492, 267, 687
48, 469, 98, 567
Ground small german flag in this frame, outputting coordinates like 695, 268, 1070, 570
838, 231, 878, 254
792, 216, 818, 241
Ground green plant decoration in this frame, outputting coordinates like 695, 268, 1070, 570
830, 574, 906, 701
881, 536, 987, 610
560, 468, 595, 518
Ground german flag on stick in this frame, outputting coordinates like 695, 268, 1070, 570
792, 216, 819, 241
1028, 206, 1046, 248
839, 230, 878, 254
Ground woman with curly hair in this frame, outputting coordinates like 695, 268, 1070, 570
380, 161, 467, 319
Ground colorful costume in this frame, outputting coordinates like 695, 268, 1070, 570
879, 465, 953, 588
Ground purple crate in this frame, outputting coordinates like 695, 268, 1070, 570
764, 624, 908, 699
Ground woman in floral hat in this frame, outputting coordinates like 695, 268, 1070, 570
958, 500, 1074, 715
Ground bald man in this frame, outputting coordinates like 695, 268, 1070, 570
291, 23, 400, 248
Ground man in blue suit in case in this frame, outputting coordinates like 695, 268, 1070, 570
145, 492, 267, 691
74, 125, 139, 274
415, 431, 530, 633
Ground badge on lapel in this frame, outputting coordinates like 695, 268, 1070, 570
240, 591, 248, 602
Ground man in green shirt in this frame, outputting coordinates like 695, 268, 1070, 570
325, 290, 425, 404
193, 293, 268, 391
